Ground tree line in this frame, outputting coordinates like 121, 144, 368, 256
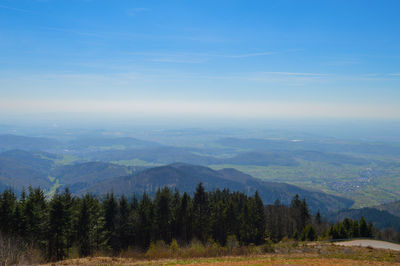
328, 217, 374, 240
0, 183, 381, 262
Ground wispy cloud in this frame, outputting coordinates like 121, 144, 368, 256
126, 51, 276, 64
0, 4, 32, 13
261, 72, 328, 76
222, 52, 277, 58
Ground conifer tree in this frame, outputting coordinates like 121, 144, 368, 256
359, 216, 369, 237
77, 195, 91, 257
175, 192, 192, 243
138, 193, 153, 249
117, 195, 131, 250
47, 192, 70, 261
24, 187, 48, 251
0, 189, 17, 235
192, 183, 210, 242
154, 187, 173, 243
253, 191, 266, 244
103, 193, 118, 252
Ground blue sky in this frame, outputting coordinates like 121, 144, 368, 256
1, 0, 400, 120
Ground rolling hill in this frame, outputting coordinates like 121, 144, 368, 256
0, 134, 60, 152
79, 163, 353, 213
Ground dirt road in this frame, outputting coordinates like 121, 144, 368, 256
335, 239, 400, 251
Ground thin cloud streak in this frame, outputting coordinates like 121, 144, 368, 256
0, 4, 32, 13
127, 51, 277, 63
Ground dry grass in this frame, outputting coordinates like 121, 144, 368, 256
40, 242, 400, 265
41, 254, 399, 265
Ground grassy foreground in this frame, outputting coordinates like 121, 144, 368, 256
41, 241, 400, 265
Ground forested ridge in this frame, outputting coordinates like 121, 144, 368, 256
0, 183, 392, 263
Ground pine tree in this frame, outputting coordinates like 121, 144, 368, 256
253, 191, 266, 244
352, 220, 360, 237
138, 193, 153, 249
77, 195, 91, 257
61, 188, 75, 256
117, 195, 131, 250
47, 192, 70, 261
154, 187, 173, 243
359, 216, 369, 237
103, 193, 118, 252
0, 189, 17, 235
210, 200, 227, 245
192, 183, 210, 242
175, 192, 192, 243
315, 210, 322, 225
24, 187, 48, 251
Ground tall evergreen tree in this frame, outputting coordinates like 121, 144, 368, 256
0, 189, 17, 235
138, 193, 153, 249
77, 195, 91, 257
47, 191, 70, 261
252, 192, 266, 244
24, 187, 48, 251
154, 187, 173, 243
192, 183, 210, 242
103, 193, 118, 252
175, 192, 192, 243
117, 195, 131, 250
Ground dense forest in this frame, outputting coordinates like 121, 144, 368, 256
0, 184, 395, 262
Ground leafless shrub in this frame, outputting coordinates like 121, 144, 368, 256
0, 233, 42, 265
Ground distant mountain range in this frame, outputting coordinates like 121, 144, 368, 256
217, 137, 400, 157
87, 147, 299, 167
0, 134, 61, 152
0, 149, 352, 213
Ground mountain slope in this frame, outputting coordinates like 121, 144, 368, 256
373, 200, 400, 218
0, 150, 53, 192
53, 162, 132, 185
53, 162, 133, 193
328, 207, 400, 231
80, 163, 352, 213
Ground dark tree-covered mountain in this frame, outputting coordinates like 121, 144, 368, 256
0, 150, 53, 192
328, 207, 400, 231
373, 200, 400, 218
79, 163, 352, 213
0, 150, 135, 194
52, 162, 132, 191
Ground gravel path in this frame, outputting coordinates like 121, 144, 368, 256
335, 239, 400, 251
